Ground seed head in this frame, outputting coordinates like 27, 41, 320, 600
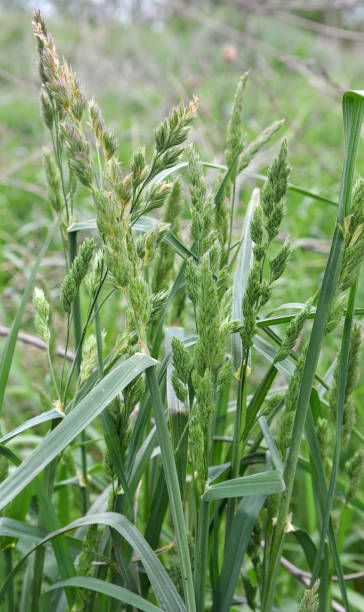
33, 286, 50, 343
42, 147, 63, 212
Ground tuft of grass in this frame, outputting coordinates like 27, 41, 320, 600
0, 11, 363, 612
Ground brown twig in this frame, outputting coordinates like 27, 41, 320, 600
0, 325, 74, 362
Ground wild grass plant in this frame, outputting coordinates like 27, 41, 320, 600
0, 10, 363, 612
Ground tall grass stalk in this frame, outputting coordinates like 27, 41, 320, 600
261, 89, 364, 611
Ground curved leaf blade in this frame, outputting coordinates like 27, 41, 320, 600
0, 409, 63, 444
203, 470, 284, 501
0, 512, 185, 612
0, 354, 156, 512
42, 577, 160, 612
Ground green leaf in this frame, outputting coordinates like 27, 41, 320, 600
146, 368, 195, 611
0, 409, 63, 444
0, 221, 55, 415
42, 576, 161, 612
212, 495, 265, 612
0, 518, 46, 543
0, 513, 185, 612
291, 528, 317, 570
202, 470, 284, 501
0, 353, 156, 512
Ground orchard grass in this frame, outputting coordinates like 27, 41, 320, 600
0, 10, 363, 612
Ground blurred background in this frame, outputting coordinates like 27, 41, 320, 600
2, 0, 364, 420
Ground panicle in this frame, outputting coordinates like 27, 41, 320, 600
239, 119, 285, 173
60, 238, 95, 315
274, 298, 312, 363
42, 147, 63, 212
33, 286, 50, 343
226, 71, 249, 169
269, 239, 291, 283
345, 449, 364, 503
80, 334, 98, 383
299, 581, 319, 612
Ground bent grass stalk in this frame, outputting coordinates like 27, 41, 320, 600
311, 280, 358, 584
261, 89, 364, 611
146, 367, 196, 611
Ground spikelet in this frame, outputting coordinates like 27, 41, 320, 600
299, 580, 319, 612
152, 179, 182, 293
42, 147, 63, 212
239, 119, 285, 173
317, 417, 332, 482
226, 72, 249, 170
269, 240, 291, 283
274, 298, 312, 363
60, 238, 95, 315
276, 344, 307, 459
345, 449, 364, 503
33, 287, 50, 343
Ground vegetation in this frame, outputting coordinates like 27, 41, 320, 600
0, 4, 364, 611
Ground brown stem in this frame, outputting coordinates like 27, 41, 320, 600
0, 325, 74, 362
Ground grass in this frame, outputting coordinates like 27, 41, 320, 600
0, 5, 363, 612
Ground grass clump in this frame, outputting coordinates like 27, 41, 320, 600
0, 10, 363, 612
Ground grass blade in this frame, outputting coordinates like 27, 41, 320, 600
0, 512, 186, 612
0, 409, 63, 444
212, 495, 265, 612
42, 576, 161, 612
146, 367, 195, 612
0, 353, 156, 511
203, 470, 284, 501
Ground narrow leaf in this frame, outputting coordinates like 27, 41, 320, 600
203, 470, 284, 501
0, 354, 156, 511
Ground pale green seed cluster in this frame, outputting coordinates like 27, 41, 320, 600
276, 344, 308, 459
240, 141, 290, 357
345, 449, 364, 503
275, 298, 312, 363
75, 524, 98, 610
326, 294, 346, 334
239, 119, 285, 173
329, 324, 362, 444
104, 376, 144, 482
317, 417, 332, 482
226, 72, 249, 172
341, 178, 364, 289
42, 147, 63, 212
261, 391, 284, 417
61, 238, 95, 315
152, 180, 182, 293
91, 101, 197, 348
298, 580, 319, 612
80, 334, 100, 383
33, 287, 50, 344
61, 121, 93, 188
188, 144, 214, 250
85, 249, 105, 298
34, 11, 86, 121
172, 337, 192, 404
